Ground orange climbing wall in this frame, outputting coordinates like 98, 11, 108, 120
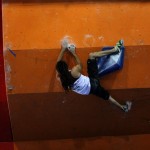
3, 1, 150, 94
1, 0, 150, 150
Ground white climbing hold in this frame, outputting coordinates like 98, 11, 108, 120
67, 43, 76, 53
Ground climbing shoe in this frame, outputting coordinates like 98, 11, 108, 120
114, 39, 124, 53
122, 101, 132, 112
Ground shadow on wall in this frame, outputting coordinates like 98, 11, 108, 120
3, 0, 149, 3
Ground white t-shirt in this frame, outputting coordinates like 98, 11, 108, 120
71, 74, 91, 95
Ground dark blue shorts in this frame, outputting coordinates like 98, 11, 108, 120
87, 59, 110, 100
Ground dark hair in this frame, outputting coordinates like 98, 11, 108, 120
56, 60, 75, 91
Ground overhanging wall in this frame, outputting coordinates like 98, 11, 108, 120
1, 0, 150, 150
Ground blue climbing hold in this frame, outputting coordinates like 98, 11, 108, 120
97, 46, 125, 77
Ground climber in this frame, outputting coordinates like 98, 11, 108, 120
56, 40, 131, 112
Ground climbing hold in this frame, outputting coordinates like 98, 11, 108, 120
8, 48, 16, 57
67, 43, 76, 53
